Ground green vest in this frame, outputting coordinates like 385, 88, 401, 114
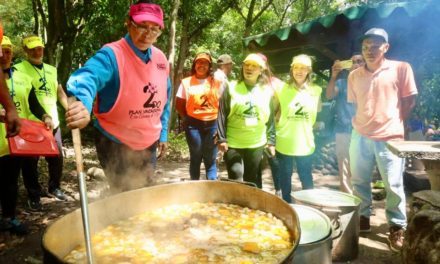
0, 71, 34, 157
275, 82, 322, 156
226, 81, 273, 148
15, 60, 59, 128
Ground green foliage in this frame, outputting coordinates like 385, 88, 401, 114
70, 1, 130, 69
0, 0, 34, 61
0, 0, 34, 38
166, 131, 189, 161
2, 0, 439, 136
417, 62, 440, 126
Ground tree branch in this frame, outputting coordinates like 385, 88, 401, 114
277, 0, 297, 28
189, 0, 236, 40
233, 0, 246, 20
299, 0, 311, 22
251, 0, 274, 24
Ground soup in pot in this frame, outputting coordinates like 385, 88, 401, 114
64, 202, 293, 263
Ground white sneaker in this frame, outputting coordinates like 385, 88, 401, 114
275, 190, 282, 197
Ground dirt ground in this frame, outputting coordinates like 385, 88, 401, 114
0, 144, 406, 264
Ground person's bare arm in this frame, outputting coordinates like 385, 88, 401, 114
157, 142, 167, 159
326, 60, 343, 100
175, 97, 187, 118
57, 84, 68, 110
401, 95, 417, 121
0, 70, 20, 136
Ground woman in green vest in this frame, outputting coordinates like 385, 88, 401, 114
0, 36, 52, 235
272, 54, 322, 202
217, 53, 276, 188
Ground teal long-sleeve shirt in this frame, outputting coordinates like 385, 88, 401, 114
67, 34, 171, 144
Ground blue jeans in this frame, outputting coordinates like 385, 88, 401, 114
350, 130, 407, 228
273, 151, 314, 203
184, 119, 218, 180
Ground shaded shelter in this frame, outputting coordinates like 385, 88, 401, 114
244, 1, 440, 75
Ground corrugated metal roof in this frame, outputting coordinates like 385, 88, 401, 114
244, 0, 440, 73
244, 1, 439, 47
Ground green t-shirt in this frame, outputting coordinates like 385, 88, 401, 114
226, 81, 273, 148
275, 82, 322, 156
15, 60, 59, 128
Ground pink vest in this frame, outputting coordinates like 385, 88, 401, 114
94, 39, 169, 150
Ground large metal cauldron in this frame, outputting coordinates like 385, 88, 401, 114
42, 181, 300, 263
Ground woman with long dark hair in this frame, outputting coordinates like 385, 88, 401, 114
176, 52, 222, 180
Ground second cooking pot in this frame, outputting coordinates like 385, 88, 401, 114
294, 189, 361, 261
291, 204, 333, 264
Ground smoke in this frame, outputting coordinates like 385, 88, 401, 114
97, 144, 158, 195
345, 2, 440, 64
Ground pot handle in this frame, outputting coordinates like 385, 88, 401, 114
321, 208, 343, 240
330, 217, 343, 240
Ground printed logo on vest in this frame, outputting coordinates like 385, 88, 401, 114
128, 82, 162, 119
234, 101, 259, 120
194, 94, 214, 112
156, 63, 166, 70
288, 102, 309, 120
36, 77, 51, 96
143, 82, 162, 109
243, 102, 258, 117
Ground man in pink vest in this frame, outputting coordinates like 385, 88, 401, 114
66, 0, 171, 193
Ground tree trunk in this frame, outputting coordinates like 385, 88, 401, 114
167, 0, 181, 85
31, 0, 40, 34
45, 0, 65, 66
43, 0, 90, 85
170, 6, 191, 131
58, 34, 75, 86
166, 0, 181, 131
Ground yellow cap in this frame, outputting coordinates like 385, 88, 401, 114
23, 36, 44, 49
1, 35, 12, 48
290, 54, 312, 67
243, 53, 266, 69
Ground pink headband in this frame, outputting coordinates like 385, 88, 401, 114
129, 3, 164, 29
